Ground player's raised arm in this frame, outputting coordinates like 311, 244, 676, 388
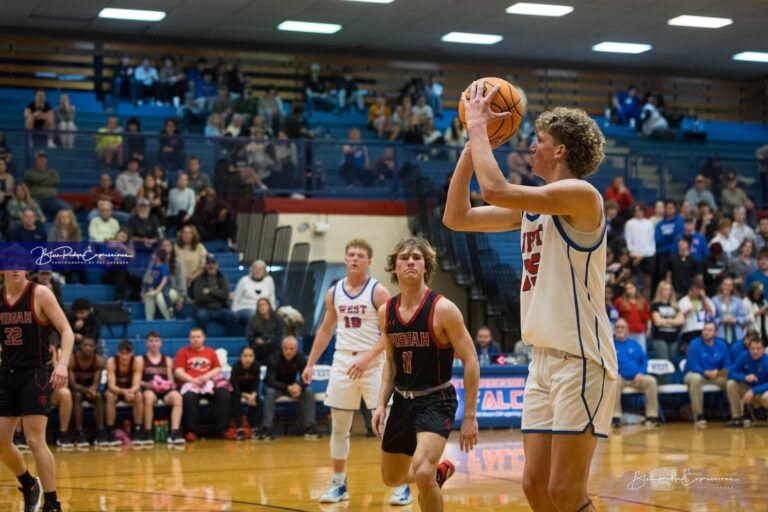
302, 286, 337, 384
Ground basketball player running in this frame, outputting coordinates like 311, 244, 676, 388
444, 84, 618, 512
371, 237, 480, 512
302, 239, 411, 505
0, 269, 74, 512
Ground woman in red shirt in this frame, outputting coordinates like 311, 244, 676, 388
604, 176, 634, 215
614, 281, 651, 352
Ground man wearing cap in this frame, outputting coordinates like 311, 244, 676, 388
721, 172, 754, 218
126, 198, 161, 251
745, 247, 768, 301
684, 175, 717, 211
23, 151, 70, 218
191, 254, 237, 336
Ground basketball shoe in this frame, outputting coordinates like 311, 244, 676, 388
319, 478, 349, 503
389, 484, 412, 505
19, 476, 41, 512
436, 460, 455, 488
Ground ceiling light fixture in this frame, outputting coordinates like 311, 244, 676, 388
668, 15, 732, 29
277, 21, 342, 34
441, 32, 503, 45
97, 8, 166, 22
592, 41, 652, 54
505, 3, 573, 17
344, 0, 395, 3
733, 51, 768, 63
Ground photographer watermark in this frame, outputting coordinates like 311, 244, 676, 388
0, 242, 139, 271
622, 467, 740, 490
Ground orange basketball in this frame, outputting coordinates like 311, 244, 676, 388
458, 77, 524, 145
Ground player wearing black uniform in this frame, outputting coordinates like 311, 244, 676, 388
372, 238, 479, 512
105, 340, 145, 445
68, 336, 106, 447
0, 269, 73, 512
136, 332, 184, 444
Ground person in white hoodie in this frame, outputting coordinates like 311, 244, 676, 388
624, 201, 656, 297
231, 260, 276, 327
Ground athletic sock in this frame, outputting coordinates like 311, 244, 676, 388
17, 471, 35, 488
332, 472, 346, 484
44, 491, 58, 504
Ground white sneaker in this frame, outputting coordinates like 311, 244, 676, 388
319, 479, 349, 503
389, 484, 412, 506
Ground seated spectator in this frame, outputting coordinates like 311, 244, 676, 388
32, 269, 62, 305
304, 64, 334, 116
474, 326, 501, 365
709, 219, 740, 261
176, 224, 207, 287
640, 94, 673, 140
339, 128, 373, 187
745, 247, 768, 297
134, 57, 159, 105
137, 174, 165, 221
676, 216, 709, 262
67, 299, 101, 351
721, 172, 754, 218
55, 94, 77, 149
712, 276, 746, 346
624, 201, 656, 295
262, 336, 318, 440
8, 208, 46, 242
87, 173, 127, 222
195, 69, 219, 111
190, 188, 237, 247
650, 282, 684, 361
232, 260, 276, 324
606, 248, 632, 296
246, 298, 284, 363
157, 118, 185, 172
95, 116, 123, 169
173, 328, 232, 441
191, 254, 237, 335
105, 340, 146, 444
142, 248, 172, 320
250, 115, 273, 139
234, 86, 259, 121
427, 74, 444, 118
732, 206, 755, 245
668, 238, 703, 296
115, 158, 143, 213
111, 54, 136, 107
166, 173, 196, 231
24, 150, 69, 218
205, 112, 225, 137
614, 282, 651, 351
744, 282, 768, 345
186, 157, 211, 198
604, 176, 634, 216
150, 163, 169, 197
160, 238, 187, 312
703, 242, 728, 297
684, 322, 732, 431
230, 346, 262, 440
137, 332, 184, 444
24, 89, 55, 148
158, 56, 186, 107
754, 217, 768, 252
88, 200, 120, 242
680, 109, 707, 144
611, 319, 660, 427
127, 198, 161, 252
225, 113, 250, 140
728, 239, 757, 288
47, 210, 85, 284
337, 67, 365, 112
612, 85, 640, 126
726, 336, 768, 427
0, 158, 14, 232
186, 58, 209, 103
211, 86, 234, 122
684, 175, 717, 211
68, 336, 107, 447
422, 119, 443, 146
283, 102, 311, 139
679, 277, 715, 348
697, 202, 718, 240
100, 228, 142, 302
444, 116, 468, 155
368, 96, 400, 142
178, 93, 207, 133
411, 95, 434, 131
374, 146, 396, 186
258, 85, 284, 136
394, 96, 420, 144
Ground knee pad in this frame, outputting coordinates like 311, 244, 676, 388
330, 409, 354, 460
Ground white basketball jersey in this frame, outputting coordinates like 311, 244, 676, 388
519, 210, 618, 379
334, 277, 381, 352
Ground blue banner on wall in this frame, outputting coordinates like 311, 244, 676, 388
452, 365, 528, 429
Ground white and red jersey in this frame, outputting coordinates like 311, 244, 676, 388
519, 209, 618, 378
333, 277, 381, 352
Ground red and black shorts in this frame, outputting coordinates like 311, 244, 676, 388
381, 384, 458, 456
0, 366, 52, 417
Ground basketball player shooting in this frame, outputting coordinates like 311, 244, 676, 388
443, 82, 618, 512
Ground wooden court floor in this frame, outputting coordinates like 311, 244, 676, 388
1, 423, 767, 511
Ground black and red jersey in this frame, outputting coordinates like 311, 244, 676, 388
72, 352, 99, 387
141, 354, 169, 383
0, 282, 52, 370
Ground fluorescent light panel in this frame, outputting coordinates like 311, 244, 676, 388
442, 32, 502, 45
277, 20, 342, 34
344, 0, 395, 3
506, 3, 573, 16
733, 52, 768, 63
668, 15, 732, 28
98, 8, 165, 22
592, 41, 651, 54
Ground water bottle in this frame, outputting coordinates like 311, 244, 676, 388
153, 420, 160, 443
479, 352, 490, 366
162, 420, 169, 442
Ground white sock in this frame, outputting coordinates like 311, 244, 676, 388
333, 472, 346, 484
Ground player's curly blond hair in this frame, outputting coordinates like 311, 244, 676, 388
535, 107, 605, 178
384, 237, 437, 285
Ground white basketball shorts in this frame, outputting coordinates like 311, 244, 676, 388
324, 350, 384, 410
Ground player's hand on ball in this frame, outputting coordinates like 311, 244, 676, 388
461, 81, 511, 130
371, 406, 386, 438
50, 363, 68, 390
459, 416, 479, 452
347, 356, 370, 380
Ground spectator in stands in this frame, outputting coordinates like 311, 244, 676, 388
650, 281, 684, 362
8, 208, 46, 243
233, 86, 259, 122
177, 93, 207, 133
123, 117, 146, 168
721, 171, 754, 218
373, 147, 396, 186
368, 96, 399, 142
726, 336, 768, 427
105, 340, 147, 444
604, 176, 634, 216
176, 224, 207, 287
754, 217, 768, 252
101, 228, 142, 302
225, 113, 250, 141
605, 285, 620, 328
684, 321, 730, 428
679, 200, 694, 222
284, 102, 311, 140
49, 209, 87, 283
426, 74, 444, 118
614, 282, 651, 351
697, 202, 719, 240
728, 239, 757, 288
259, 85, 284, 136
612, 85, 640, 126
68, 336, 106, 446
246, 298, 284, 363
703, 243, 728, 297
232, 260, 275, 323
142, 248, 172, 321
250, 115, 273, 139
24, 150, 69, 218
6, 183, 44, 228
262, 335, 318, 440
24, 89, 55, 148
649, 200, 665, 226
137, 174, 166, 221
700, 155, 725, 202
87, 173, 126, 222
192, 254, 237, 335
67, 298, 101, 349
394, 96, 419, 144
186, 157, 211, 198
166, 172, 196, 231
173, 327, 232, 441
745, 247, 768, 300
732, 207, 755, 245
55, 94, 77, 149
186, 58, 209, 100
654, 200, 684, 294
190, 188, 237, 247
0, 130, 14, 172
150, 164, 170, 202
134, 57, 159, 105
339, 128, 373, 187
304, 64, 334, 116
159, 238, 188, 313
196, 70, 219, 112
211, 86, 234, 122
95, 116, 123, 169
205, 112, 225, 137
0, 158, 14, 232
32, 269, 62, 306
111, 54, 136, 107
709, 219, 740, 261
680, 109, 707, 144
158, 118, 185, 172
675, 217, 709, 262
744, 282, 768, 346
421, 119, 443, 147
158, 56, 186, 108
604, 200, 623, 251
684, 175, 717, 211
127, 198, 161, 251
624, 201, 656, 296
607, 248, 633, 296
138, 332, 184, 444
115, 158, 143, 213
268, 132, 300, 189
640, 94, 672, 140
679, 277, 715, 350
88, 200, 120, 242
230, 345, 261, 440
411, 95, 434, 130
505, 137, 536, 186
712, 275, 746, 347
611, 318, 660, 427
474, 326, 501, 365
444, 116, 468, 156
337, 67, 365, 112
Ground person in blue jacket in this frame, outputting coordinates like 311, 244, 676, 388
730, 330, 757, 362
725, 337, 768, 427
653, 200, 684, 293
675, 216, 709, 262
683, 321, 731, 428
611, 319, 660, 428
